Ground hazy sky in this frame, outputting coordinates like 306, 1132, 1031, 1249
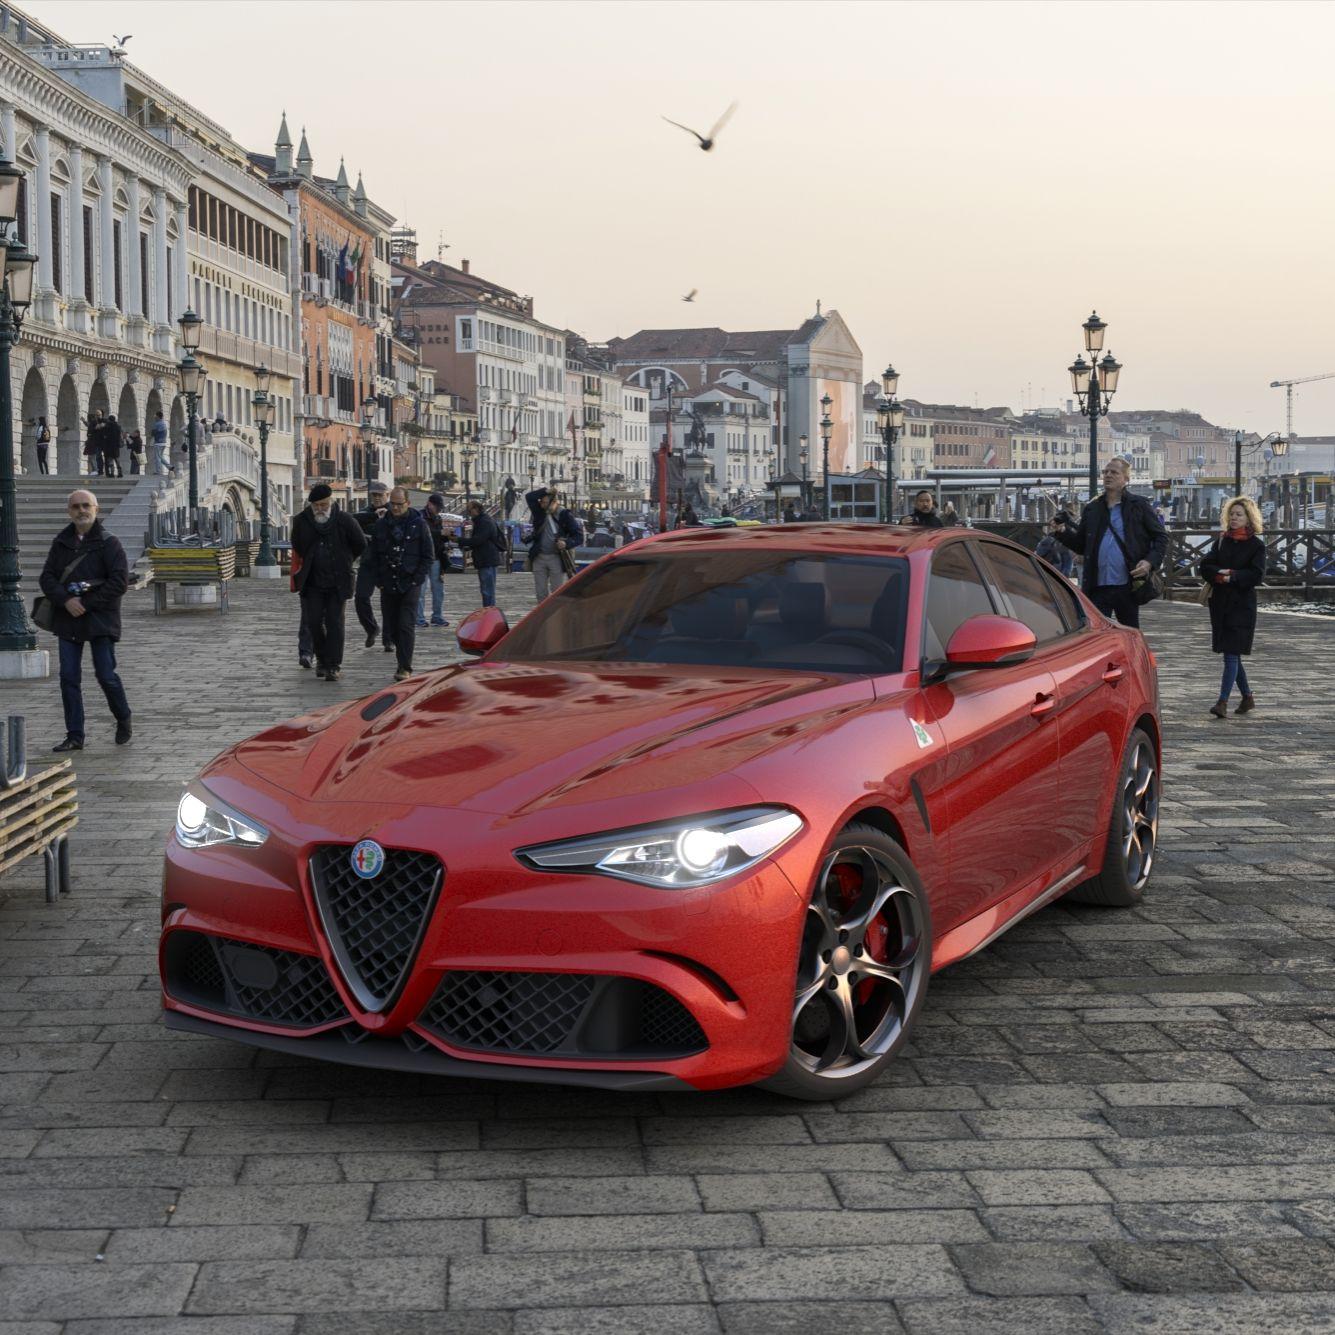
29, 0, 1335, 433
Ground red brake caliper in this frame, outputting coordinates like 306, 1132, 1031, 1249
832, 864, 889, 1004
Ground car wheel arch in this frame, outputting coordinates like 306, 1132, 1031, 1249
842, 804, 910, 858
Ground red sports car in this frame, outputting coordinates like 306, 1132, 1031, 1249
161, 524, 1160, 1099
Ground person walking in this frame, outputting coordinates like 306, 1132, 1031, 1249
372, 487, 434, 681
84, 410, 104, 475
150, 411, 170, 475
354, 480, 390, 649
905, 490, 945, 528
458, 498, 504, 608
101, 414, 124, 479
1054, 456, 1167, 629
126, 429, 144, 476
415, 492, 449, 629
1200, 496, 1267, 719
39, 489, 133, 752
35, 416, 51, 474
290, 483, 366, 683
1035, 517, 1076, 578
526, 486, 581, 600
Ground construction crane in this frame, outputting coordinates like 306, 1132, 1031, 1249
1269, 372, 1335, 442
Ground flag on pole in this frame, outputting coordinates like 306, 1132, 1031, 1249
335, 240, 349, 284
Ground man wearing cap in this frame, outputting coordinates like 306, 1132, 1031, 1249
415, 492, 450, 630
354, 480, 390, 649
525, 486, 582, 600
290, 483, 366, 683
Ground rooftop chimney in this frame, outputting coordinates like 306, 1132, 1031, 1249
461, 258, 469, 275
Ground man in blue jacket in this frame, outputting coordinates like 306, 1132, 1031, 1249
371, 487, 435, 680
1055, 457, 1167, 628
458, 499, 505, 608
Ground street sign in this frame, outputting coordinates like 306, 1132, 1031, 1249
1152, 479, 1172, 490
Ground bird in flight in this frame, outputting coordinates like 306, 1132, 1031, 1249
682, 289, 697, 303
112, 33, 133, 46
662, 102, 737, 152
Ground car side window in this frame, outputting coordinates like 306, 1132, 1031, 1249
923, 542, 996, 661
980, 543, 1068, 644
1041, 567, 1086, 631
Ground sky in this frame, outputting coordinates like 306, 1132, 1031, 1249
29, 0, 1335, 434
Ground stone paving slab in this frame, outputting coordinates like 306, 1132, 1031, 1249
1, 579, 1334, 1327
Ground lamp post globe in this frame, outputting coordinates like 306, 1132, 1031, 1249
1066, 314, 1121, 498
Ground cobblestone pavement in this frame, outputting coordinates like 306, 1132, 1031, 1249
2, 576, 1334, 1333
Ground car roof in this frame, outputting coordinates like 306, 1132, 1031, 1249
632, 522, 957, 558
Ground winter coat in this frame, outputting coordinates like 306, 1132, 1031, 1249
1055, 491, 1167, 596
1199, 532, 1266, 656
525, 489, 582, 561
907, 510, 945, 529
370, 507, 434, 593
291, 507, 366, 600
38, 521, 129, 643
457, 512, 505, 569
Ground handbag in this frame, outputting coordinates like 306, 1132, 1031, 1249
558, 544, 577, 578
30, 551, 91, 633
1105, 512, 1163, 606
1196, 582, 1214, 606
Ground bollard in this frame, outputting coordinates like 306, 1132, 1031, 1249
1, 714, 26, 790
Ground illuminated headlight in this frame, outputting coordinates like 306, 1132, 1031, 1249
175, 785, 268, 849
519, 807, 803, 889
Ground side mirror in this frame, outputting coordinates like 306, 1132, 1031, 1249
457, 606, 509, 657
941, 615, 1036, 672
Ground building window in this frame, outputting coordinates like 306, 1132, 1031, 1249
16, 175, 27, 245
49, 193, 61, 294
139, 232, 150, 316
83, 205, 94, 302
112, 219, 123, 310
166, 245, 173, 318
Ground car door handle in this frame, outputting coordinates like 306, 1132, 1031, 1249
1102, 663, 1124, 685
1030, 692, 1056, 719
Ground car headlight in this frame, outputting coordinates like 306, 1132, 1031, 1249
518, 807, 803, 889
175, 785, 268, 849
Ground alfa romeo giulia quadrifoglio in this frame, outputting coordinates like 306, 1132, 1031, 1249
160, 524, 1160, 1099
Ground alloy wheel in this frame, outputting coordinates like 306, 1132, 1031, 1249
1121, 739, 1159, 891
791, 844, 926, 1081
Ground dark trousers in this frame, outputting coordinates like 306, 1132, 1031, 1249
36, 445, 49, 474
1092, 584, 1141, 629
354, 561, 381, 641
302, 586, 347, 670
58, 636, 131, 742
380, 586, 419, 671
103, 450, 122, 478
478, 565, 497, 608
297, 598, 313, 659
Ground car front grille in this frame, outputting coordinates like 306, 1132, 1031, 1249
417, 971, 708, 1060
309, 844, 443, 1013
165, 930, 349, 1029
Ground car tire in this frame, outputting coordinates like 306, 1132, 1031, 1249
1067, 726, 1159, 908
762, 823, 932, 1101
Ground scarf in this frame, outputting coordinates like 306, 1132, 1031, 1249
1227, 527, 1250, 541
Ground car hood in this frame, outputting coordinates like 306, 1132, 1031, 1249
231, 661, 873, 815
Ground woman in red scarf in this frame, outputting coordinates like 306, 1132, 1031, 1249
1199, 497, 1267, 719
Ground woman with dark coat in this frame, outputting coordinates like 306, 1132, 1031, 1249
1199, 496, 1267, 719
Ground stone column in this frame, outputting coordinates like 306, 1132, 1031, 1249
173, 199, 187, 336
96, 156, 118, 338
0, 105, 15, 163
67, 144, 88, 333
33, 126, 55, 321
124, 176, 146, 346
152, 186, 170, 352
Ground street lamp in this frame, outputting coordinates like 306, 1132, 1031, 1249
798, 433, 809, 511
876, 362, 904, 524
1067, 310, 1123, 498
359, 398, 379, 509
819, 395, 833, 519
0, 155, 40, 658
526, 449, 537, 490
462, 435, 478, 503
251, 364, 277, 573
177, 308, 206, 512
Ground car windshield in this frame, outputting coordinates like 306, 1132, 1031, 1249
498, 549, 909, 673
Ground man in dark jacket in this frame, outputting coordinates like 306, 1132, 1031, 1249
458, 499, 504, 608
905, 490, 944, 528
100, 415, 124, 478
39, 489, 132, 752
525, 487, 582, 599
415, 493, 450, 629
353, 480, 389, 648
1055, 457, 1167, 628
372, 487, 435, 680
1035, 517, 1076, 577
291, 483, 366, 683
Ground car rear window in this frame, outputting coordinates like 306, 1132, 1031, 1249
498, 550, 910, 674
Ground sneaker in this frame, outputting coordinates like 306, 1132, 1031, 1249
52, 736, 83, 753
365, 631, 377, 648
431, 619, 449, 628
326, 669, 341, 683
299, 655, 313, 670
394, 667, 412, 682
115, 719, 133, 746
415, 620, 428, 628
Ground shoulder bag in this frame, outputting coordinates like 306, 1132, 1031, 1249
1106, 510, 1163, 606
30, 551, 91, 633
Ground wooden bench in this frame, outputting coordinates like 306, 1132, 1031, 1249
0, 718, 77, 904
148, 545, 236, 614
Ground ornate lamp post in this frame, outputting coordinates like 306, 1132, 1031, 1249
875, 362, 904, 524
798, 433, 809, 512
177, 307, 205, 513
0, 154, 39, 661
526, 449, 537, 490
250, 364, 278, 573
819, 395, 833, 518
462, 437, 477, 503
1068, 311, 1122, 498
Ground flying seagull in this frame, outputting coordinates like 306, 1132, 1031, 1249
682, 289, 697, 303
112, 33, 133, 46
662, 102, 737, 152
